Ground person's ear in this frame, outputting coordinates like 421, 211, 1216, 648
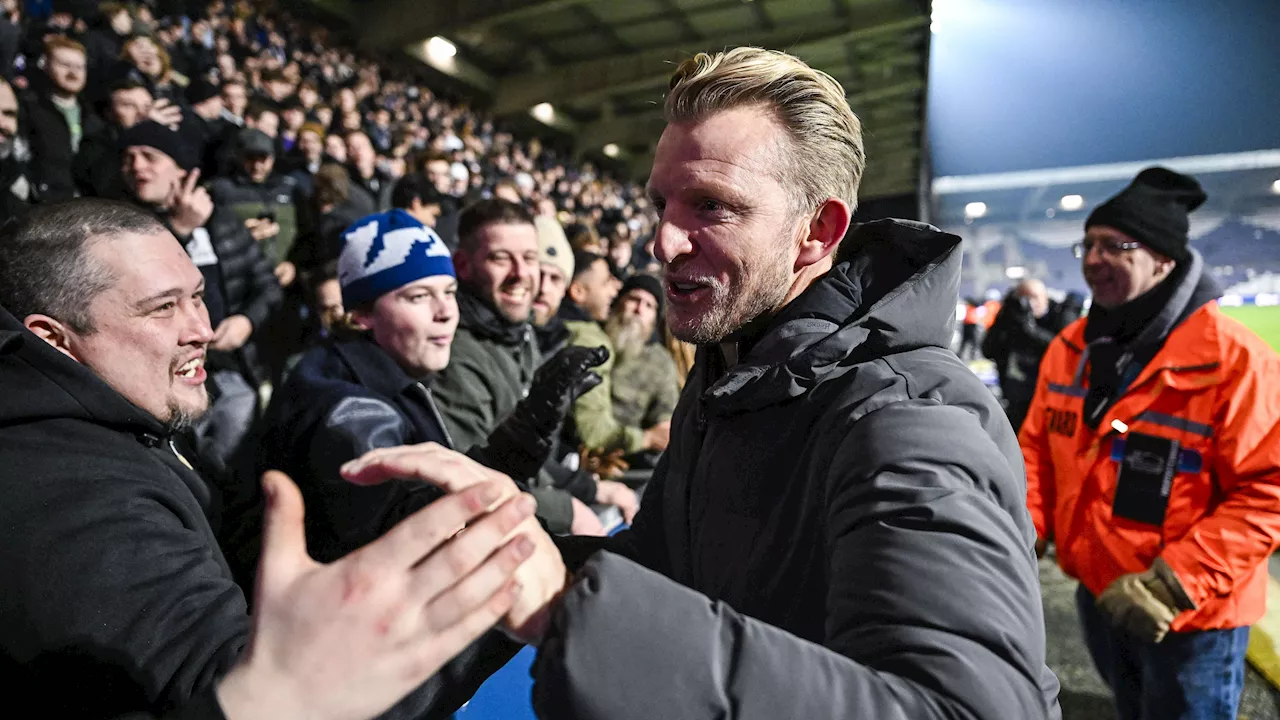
452, 250, 472, 282
795, 197, 852, 272
566, 278, 586, 305
347, 308, 372, 331
24, 314, 82, 362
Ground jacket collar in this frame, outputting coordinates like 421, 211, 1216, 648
700, 219, 962, 416
331, 334, 426, 399
556, 299, 594, 324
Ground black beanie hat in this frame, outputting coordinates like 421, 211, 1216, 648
120, 120, 198, 171
186, 77, 220, 105
1085, 166, 1206, 263
619, 272, 664, 317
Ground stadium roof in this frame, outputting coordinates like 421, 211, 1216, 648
331, 0, 930, 199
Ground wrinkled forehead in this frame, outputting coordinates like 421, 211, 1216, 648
476, 222, 538, 255
648, 108, 787, 194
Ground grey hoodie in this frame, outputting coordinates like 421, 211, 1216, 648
538, 220, 1062, 720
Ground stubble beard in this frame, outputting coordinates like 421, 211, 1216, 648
165, 387, 209, 434
666, 246, 793, 345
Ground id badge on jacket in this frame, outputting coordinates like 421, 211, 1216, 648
1112, 432, 1180, 526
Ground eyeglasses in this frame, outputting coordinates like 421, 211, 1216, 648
1072, 237, 1143, 259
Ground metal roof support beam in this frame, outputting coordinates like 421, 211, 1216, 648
932, 150, 1280, 195
491, 7, 926, 116
361, 0, 584, 51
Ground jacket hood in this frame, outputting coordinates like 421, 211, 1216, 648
704, 219, 963, 415
0, 305, 167, 435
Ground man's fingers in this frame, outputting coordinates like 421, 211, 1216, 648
342, 443, 504, 494
410, 494, 536, 604
258, 471, 309, 594
418, 529, 535, 632
183, 167, 202, 196
340, 442, 448, 480
359, 481, 520, 570
407, 578, 519, 679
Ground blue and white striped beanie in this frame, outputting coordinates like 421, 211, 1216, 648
338, 209, 455, 308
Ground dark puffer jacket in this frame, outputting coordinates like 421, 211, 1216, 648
208, 171, 301, 266
538, 220, 1062, 720
173, 203, 283, 335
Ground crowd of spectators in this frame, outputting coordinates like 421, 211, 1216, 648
0, 0, 684, 501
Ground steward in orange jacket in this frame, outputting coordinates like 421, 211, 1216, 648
1020, 167, 1280, 720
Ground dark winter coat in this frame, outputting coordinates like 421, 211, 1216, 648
208, 170, 301, 266
22, 88, 103, 203
73, 122, 125, 199
538, 220, 1062, 720
982, 296, 1077, 431
173, 203, 283, 335
255, 335, 461, 562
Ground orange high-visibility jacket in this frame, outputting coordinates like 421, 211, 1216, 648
982, 299, 1002, 329
1020, 301, 1280, 631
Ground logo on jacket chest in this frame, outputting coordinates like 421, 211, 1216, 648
1045, 406, 1078, 438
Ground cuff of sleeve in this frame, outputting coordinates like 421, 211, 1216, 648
1157, 548, 1211, 609
622, 426, 645, 454
1151, 556, 1199, 612
529, 486, 574, 535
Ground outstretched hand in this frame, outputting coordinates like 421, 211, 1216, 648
342, 444, 570, 646
215, 469, 534, 720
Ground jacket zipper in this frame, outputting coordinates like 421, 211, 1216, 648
418, 383, 456, 449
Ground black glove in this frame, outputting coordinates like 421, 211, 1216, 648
473, 346, 610, 483
522, 345, 609, 434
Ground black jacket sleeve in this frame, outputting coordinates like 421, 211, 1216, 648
533, 402, 1060, 720
211, 209, 283, 332
307, 395, 445, 543
553, 448, 670, 573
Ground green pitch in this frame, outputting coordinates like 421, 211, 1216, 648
1220, 306, 1280, 352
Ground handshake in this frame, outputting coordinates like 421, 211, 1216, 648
217, 444, 570, 720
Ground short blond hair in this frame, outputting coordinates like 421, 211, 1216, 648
665, 47, 865, 214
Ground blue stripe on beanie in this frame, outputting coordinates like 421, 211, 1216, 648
338, 209, 455, 308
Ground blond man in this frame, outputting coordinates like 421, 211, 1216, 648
348, 47, 1062, 719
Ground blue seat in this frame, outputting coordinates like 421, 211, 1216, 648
455, 646, 538, 720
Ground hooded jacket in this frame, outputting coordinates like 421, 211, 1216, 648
0, 305, 246, 717
537, 220, 1062, 719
